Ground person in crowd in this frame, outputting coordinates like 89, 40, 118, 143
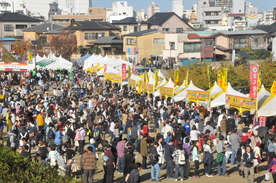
129, 163, 142, 183
190, 125, 201, 145
156, 136, 164, 165
267, 155, 276, 182
140, 134, 148, 170
149, 142, 161, 182
236, 142, 246, 177
217, 135, 230, 177
124, 148, 135, 183
172, 144, 185, 181
103, 145, 115, 183
192, 141, 200, 178
116, 138, 127, 174
203, 138, 213, 177
165, 139, 174, 180
82, 146, 97, 183
243, 146, 255, 183
229, 129, 241, 165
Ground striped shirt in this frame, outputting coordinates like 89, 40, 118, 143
82, 152, 96, 170
116, 141, 125, 157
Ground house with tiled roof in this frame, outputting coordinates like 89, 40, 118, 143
147, 12, 194, 33
112, 17, 150, 35
0, 12, 42, 38
63, 19, 121, 47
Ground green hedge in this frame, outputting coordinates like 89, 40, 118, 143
0, 143, 75, 183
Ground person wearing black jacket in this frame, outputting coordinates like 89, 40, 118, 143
149, 143, 161, 182
236, 142, 246, 177
243, 146, 255, 183
129, 163, 142, 183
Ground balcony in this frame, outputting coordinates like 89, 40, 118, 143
203, 16, 222, 21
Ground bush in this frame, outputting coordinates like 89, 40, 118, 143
0, 143, 75, 183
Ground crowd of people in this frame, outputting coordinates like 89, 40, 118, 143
1, 69, 276, 183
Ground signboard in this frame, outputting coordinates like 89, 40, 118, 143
186, 90, 210, 103
112, 74, 122, 83
132, 63, 137, 75
160, 87, 174, 97
146, 84, 154, 93
28, 49, 32, 62
259, 116, 267, 127
225, 94, 257, 112
271, 81, 276, 95
128, 79, 136, 87
174, 69, 179, 84
218, 69, 227, 92
122, 64, 126, 81
0, 62, 28, 71
90, 65, 98, 73
104, 64, 107, 73
249, 65, 258, 98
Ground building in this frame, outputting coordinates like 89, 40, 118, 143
22, 23, 63, 41
274, 8, 276, 20
0, 12, 42, 38
147, 2, 160, 19
147, 12, 194, 33
216, 0, 232, 7
63, 20, 121, 47
244, 2, 259, 29
50, 8, 107, 27
258, 10, 275, 25
163, 31, 215, 65
232, 0, 244, 14
197, 0, 223, 27
227, 13, 246, 30
106, 1, 134, 23
0, 0, 90, 20
89, 36, 123, 55
172, 0, 184, 18
112, 17, 150, 35
123, 29, 164, 63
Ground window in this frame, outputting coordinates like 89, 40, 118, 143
134, 26, 138, 32
4, 24, 13, 31
162, 28, 170, 32
233, 37, 246, 49
127, 38, 135, 45
153, 38, 165, 44
184, 42, 201, 53
203, 40, 213, 46
123, 26, 127, 31
169, 42, 175, 50
203, 2, 206, 5
15, 24, 27, 29
176, 28, 183, 33
84, 33, 105, 40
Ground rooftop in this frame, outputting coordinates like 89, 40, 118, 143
0, 12, 41, 22
123, 29, 160, 37
112, 17, 150, 25
64, 20, 120, 31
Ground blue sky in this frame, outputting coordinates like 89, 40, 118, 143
92, 0, 275, 12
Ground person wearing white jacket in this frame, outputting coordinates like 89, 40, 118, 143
157, 137, 164, 164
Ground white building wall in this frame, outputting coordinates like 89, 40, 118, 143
232, 0, 244, 14
172, 0, 184, 18
273, 37, 276, 60
107, 1, 134, 23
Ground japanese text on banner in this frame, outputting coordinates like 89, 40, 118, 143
249, 65, 258, 98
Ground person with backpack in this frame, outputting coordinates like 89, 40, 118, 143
149, 142, 161, 182
65, 121, 74, 147
129, 162, 142, 183
54, 126, 63, 153
216, 135, 230, 177
46, 123, 56, 146
203, 138, 213, 177
172, 144, 186, 181
48, 145, 60, 169
103, 145, 115, 183
19, 127, 28, 147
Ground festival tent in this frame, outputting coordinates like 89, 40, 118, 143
155, 78, 167, 90
145, 76, 156, 93
160, 78, 175, 97
128, 73, 142, 87
174, 81, 186, 94
58, 55, 73, 65
97, 68, 104, 76
36, 57, 56, 67
75, 53, 91, 65
105, 65, 120, 75
112, 57, 132, 69
258, 85, 271, 108
209, 82, 223, 100
258, 95, 276, 117
83, 54, 101, 70
174, 81, 204, 102
46, 58, 72, 70
210, 83, 246, 108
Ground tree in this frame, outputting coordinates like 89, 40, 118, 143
49, 31, 77, 60
0, 144, 74, 182
12, 40, 32, 62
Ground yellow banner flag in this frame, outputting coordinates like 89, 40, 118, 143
28, 50, 32, 62
185, 69, 189, 86
271, 81, 276, 95
155, 70, 159, 88
174, 69, 179, 85
218, 69, 227, 92
143, 72, 149, 83
258, 73, 261, 90
138, 80, 143, 94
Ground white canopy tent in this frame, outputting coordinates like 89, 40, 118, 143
174, 81, 204, 102
46, 58, 72, 70
129, 73, 142, 82
258, 95, 276, 117
210, 82, 247, 108
174, 81, 186, 94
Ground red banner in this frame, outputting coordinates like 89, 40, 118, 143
249, 65, 258, 98
104, 64, 107, 73
122, 64, 126, 81
132, 63, 137, 75
259, 116, 267, 127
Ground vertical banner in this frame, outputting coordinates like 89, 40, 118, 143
104, 64, 107, 73
132, 63, 137, 75
249, 65, 259, 98
258, 72, 261, 90
155, 70, 159, 88
185, 69, 189, 86
127, 66, 131, 78
207, 65, 211, 88
174, 68, 179, 85
218, 69, 227, 92
0, 47, 2, 61
138, 80, 143, 93
259, 116, 267, 127
270, 81, 276, 95
122, 64, 126, 81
